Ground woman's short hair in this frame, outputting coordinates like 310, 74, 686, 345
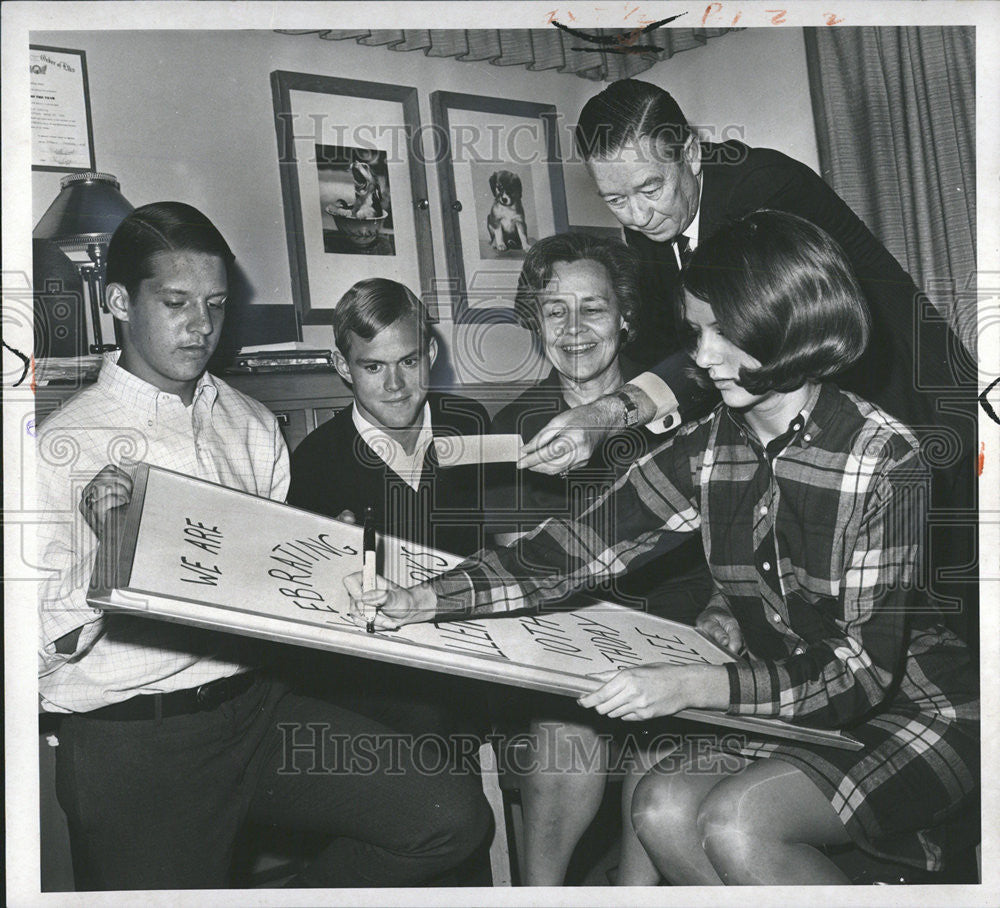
333, 277, 432, 356
681, 210, 871, 394
575, 79, 692, 162
514, 232, 641, 341
106, 202, 235, 296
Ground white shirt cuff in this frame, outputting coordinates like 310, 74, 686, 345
627, 372, 681, 435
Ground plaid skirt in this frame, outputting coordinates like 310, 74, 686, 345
738, 710, 980, 871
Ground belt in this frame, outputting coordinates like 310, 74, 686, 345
84, 671, 258, 721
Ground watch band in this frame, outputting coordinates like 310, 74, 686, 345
615, 388, 640, 428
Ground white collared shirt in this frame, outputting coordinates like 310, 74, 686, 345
37, 352, 290, 713
647, 173, 704, 428
352, 402, 433, 491
673, 173, 704, 267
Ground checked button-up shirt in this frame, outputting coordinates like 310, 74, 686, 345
37, 353, 290, 713
431, 383, 977, 729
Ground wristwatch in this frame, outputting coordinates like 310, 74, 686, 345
614, 388, 640, 428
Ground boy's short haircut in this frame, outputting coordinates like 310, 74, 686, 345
333, 278, 432, 357
681, 209, 871, 395
514, 232, 641, 342
575, 78, 693, 163
106, 201, 235, 297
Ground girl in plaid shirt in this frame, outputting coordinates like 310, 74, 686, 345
349, 211, 979, 883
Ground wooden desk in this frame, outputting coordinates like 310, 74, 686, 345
35, 370, 527, 451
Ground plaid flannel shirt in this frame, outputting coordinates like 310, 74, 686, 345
432, 383, 977, 729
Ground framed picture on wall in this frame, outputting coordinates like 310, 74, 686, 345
271, 71, 436, 325
430, 91, 569, 325
30, 45, 96, 172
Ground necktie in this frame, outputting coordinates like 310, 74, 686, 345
675, 235, 691, 268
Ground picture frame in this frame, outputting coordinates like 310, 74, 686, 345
30, 45, 96, 172
271, 71, 436, 325
430, 91, 569, 325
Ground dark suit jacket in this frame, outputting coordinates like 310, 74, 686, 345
624, 140, 968, 434
288, 392, 492, 558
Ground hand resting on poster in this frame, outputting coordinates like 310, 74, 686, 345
342, 560, 742, 722
343, 571, 439, 631
79, 463, 134, 539
577, 662, 730, 721
576, 595, 738, 721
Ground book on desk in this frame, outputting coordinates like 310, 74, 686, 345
225, 344, 336, 374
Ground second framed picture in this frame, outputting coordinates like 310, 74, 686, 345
431, 91, 569, 324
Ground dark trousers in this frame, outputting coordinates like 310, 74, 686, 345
54, 675, 491, 890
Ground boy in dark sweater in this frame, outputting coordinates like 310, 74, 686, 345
286, 280, 493, 820
288, 278, 489, 557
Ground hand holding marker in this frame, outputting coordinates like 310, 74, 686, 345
363, 506, 378, 634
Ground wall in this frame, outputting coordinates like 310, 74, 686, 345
31, 28, 820, 384
558, 29, 820, 224
637, 28, 819, 171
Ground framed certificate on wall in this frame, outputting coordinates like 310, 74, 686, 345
30, 45, 96, 172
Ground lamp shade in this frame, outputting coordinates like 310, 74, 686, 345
33, 171, 134, 252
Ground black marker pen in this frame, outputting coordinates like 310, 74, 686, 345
362, 506, 377, 634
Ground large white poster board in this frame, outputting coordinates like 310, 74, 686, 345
89, 464, 857, 749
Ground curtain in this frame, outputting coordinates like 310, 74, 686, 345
276, 27, 736, 82
803, 27, 976, 354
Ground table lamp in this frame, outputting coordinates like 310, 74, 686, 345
33, 171, 133, 354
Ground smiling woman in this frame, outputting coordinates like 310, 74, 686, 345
538, 258, 625, 398
513, 232, 640, 405
483, 231, 714, 885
